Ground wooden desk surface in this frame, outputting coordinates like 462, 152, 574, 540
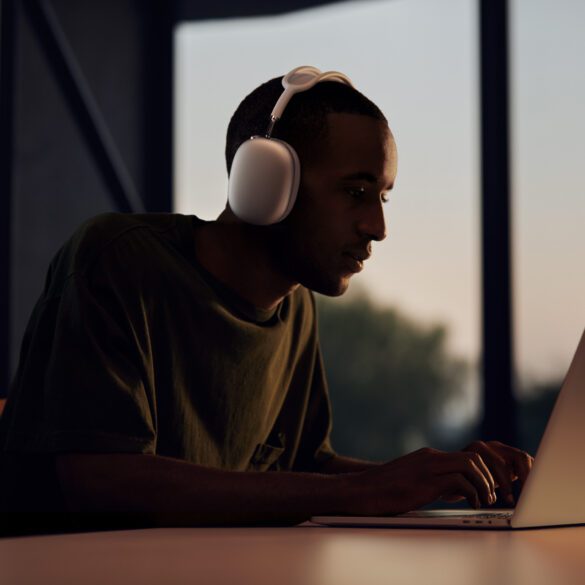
1, 523, 584, 585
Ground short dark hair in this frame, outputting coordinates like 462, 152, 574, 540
225, 75, 387, 175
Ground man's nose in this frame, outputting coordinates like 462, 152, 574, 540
357, 201, 387, 242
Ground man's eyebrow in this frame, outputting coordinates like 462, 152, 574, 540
341, 172, 394, 190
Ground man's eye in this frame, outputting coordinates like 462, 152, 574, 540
347, 187, 366, 199
381, 192, 390, 204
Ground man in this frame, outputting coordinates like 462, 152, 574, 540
0, 69, 532, 530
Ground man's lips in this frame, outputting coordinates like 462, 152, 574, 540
342, 251, 370, 273
345, 251, 371, 262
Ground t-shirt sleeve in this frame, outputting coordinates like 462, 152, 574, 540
292, 344, 336, 472
20, 258, 157, 454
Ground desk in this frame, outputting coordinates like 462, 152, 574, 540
1, 523, 584, 585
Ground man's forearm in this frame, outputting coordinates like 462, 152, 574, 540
56, 453, 350, 527
317, 453, 381, 474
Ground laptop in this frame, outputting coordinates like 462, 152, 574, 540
312, 328, 585, 530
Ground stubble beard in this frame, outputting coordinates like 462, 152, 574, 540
267, 221, 351, 297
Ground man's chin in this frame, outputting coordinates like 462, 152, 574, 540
304, 274, 351, 297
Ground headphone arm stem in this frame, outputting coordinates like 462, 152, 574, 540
265, 116, 278, 139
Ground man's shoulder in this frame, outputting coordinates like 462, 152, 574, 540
49, 213, 195, 284
74, 212, 185, 247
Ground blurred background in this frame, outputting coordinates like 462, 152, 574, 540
2, 0, 584, 462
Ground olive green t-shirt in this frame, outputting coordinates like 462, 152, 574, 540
0, 213, 335, 475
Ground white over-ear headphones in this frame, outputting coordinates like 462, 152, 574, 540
227, 65, 354, 226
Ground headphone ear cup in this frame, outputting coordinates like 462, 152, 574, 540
228, 137, 300, 225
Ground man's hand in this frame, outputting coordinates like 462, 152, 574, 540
458, 440, 534, 507
340, 443, 534, 516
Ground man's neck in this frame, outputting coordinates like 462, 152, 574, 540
192, 212, 299, 311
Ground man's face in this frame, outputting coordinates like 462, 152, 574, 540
273, 112, 398, 296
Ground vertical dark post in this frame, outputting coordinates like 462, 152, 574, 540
0, 0, 17, 395
480, 0, 517, 444
143, 1, 175, 212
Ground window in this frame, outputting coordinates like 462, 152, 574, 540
175, 0, 480, 460
511, 0, 585, 453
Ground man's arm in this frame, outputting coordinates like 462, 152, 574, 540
316, 453, 380, 474
56, 443, 532, 527
56, 453, 346, 527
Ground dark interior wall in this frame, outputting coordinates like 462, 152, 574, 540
8, 0, 173, 381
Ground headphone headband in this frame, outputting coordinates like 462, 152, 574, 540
266, 65, 354, 137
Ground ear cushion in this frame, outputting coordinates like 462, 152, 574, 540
228, 137, 300, 225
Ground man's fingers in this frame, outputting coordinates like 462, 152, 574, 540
465, 451, 497, 495
437, 453, 495, 507
438, 473, 481, 509
469, 441, 535, 506
514, 451, 534, 487
466, 441, 514, 505
491, 441, 534, 491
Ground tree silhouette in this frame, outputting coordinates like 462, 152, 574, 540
316, 291, 469, 461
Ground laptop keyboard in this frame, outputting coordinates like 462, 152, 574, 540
451, 512, 513, 519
